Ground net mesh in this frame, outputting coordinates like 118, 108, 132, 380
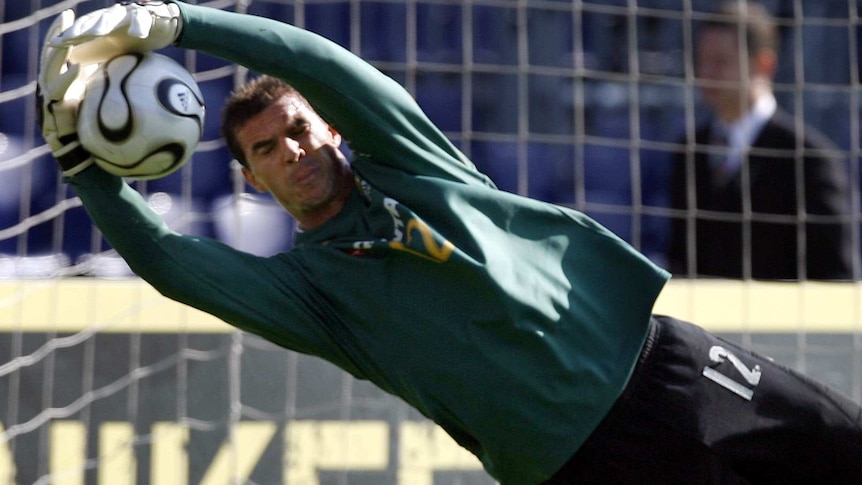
0, 0, 860, 484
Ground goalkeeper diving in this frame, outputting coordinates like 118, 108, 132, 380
40, 2, 862, 484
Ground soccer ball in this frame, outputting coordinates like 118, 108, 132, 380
78, 52, 205, 180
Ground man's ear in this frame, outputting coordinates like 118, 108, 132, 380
753, 48, 778, 80
328, 125, 342, 146
242, 166, 266, 193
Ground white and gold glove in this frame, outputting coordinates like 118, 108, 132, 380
51, 1, 182, 65
38, 10, 98, 177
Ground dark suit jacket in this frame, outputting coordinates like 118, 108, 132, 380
668, 108, 853, 280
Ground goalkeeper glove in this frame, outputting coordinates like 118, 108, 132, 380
38, 10, 98, 177
50, 1, 182, 66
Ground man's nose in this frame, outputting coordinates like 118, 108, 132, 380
282, 137, 306, 162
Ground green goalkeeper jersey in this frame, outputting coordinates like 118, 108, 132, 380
69, 3, 670, 483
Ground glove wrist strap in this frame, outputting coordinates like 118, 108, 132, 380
53, 138, 95, 176
60, 157, 95, 178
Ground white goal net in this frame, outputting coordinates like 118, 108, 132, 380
0, 0, 860, 484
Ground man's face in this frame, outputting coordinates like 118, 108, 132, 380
695, 27, 750, 120
237, 94, 350, 227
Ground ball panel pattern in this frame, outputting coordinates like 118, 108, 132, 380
78, 53, 205, 180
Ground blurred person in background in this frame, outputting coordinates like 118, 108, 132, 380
668, 1, 853, 280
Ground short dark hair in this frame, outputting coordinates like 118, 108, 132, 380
221, 75, 309, 167
701, 1, 779, 59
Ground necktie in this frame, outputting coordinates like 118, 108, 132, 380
708, 126, 736, 184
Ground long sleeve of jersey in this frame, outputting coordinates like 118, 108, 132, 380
67, 168, 338, 357
176, 2, 490, 187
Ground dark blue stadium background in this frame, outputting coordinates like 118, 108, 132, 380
3, 0, 859, 272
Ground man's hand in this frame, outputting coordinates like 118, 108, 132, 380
38, 10, 98, 177
50, 1, 182, 65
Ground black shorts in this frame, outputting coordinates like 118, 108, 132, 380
544, 315, 862, 485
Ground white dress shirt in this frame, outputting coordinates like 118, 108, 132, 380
711, 93, 777, 181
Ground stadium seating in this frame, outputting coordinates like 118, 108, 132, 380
1, 0, 860, 275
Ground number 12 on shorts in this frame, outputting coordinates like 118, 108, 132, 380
702, 346, 762, 401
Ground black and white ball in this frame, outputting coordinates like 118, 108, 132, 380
78, 52, 205, 180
